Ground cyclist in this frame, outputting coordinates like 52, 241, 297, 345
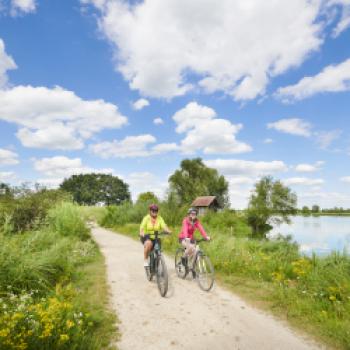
178, 207, 210, 261
140, 204, 171, 267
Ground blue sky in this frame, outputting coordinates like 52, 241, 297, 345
0, 0, 349, 208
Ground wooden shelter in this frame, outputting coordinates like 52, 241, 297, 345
191, 196, 219, 216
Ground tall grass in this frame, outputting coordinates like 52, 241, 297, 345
0, 202, 116, 350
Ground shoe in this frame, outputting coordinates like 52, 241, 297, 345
144, 260, 149, 267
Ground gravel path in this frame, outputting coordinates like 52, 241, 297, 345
92, 226, 324, 350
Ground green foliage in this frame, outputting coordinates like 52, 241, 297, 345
60, 173, 130, 206
312, 204, 320, 213
0, 189, 71, 234
168, 158, 229, 207
136, 191, 159, 204
246, 176, 297, 237
48, 203, 90, 240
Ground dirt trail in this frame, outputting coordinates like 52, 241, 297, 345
92, 227, 324, 350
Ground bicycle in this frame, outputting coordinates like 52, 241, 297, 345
144, 231, 169, 297
175, 238, 215, 291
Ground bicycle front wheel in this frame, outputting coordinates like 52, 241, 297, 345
175, 247, 187, 279
195, 253, 215, 291
156, 255, 168, 297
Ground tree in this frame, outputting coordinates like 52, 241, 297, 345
136, 192, 159, 204
246, 176, 297, 237
168, 158, 229, 207
301, 205, 310, 215
311, 204, 320, 213
60, 173, 130, 205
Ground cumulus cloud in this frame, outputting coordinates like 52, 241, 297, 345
82, 0, 326, 100
153, 117, 164, 125
90, 134, 178, 158
11, 0, 36, 15
33, 156, 113, 178
132, 98, 149, 110
276, 58, 350, 102
340, 176, 350, 183
204, 159, 288, 177
0, 85, 127, 150
173, 102, 251, 154
283, 177, 324, 186
0, 171, 15, 182
0, 148, 19, 166
0, 39, 17, 88
125, 171, 167, 200
295, 161, 324, 172
267, 118, 312, 137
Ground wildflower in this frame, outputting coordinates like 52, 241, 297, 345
59, 334, 69, 342
66, 320, 75, 329
329, 295, 337, 301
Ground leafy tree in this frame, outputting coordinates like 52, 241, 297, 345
311, 204, 320, 213
246, 176, 297, 237
60, 173, 130, 205
136, 191, 159, 204
168, 158, 229, 207
301, 205, 310, 215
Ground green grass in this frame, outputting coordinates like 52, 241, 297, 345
0, 202, 117, 350
104, 220, 350, 350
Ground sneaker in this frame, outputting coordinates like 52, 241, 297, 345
144, 260, 149, 267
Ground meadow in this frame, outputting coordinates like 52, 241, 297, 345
0, 191, 116, 350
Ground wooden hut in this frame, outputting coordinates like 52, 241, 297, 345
191, 196, 219, 216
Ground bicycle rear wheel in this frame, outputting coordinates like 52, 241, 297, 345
195, 253, 215, 291
175, 247, 187, 279
156, 255, 168, 297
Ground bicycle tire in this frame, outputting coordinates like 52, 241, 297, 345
195, 253, 215, 292
156, 255, 168, 297
175, 247, 187, 279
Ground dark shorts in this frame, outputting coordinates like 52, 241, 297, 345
140, 234, 155, 245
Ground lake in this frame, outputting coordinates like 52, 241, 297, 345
269, 215, 350, 255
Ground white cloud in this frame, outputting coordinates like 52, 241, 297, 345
0, 85, 127, 150
132, 98, 149, 110
11, 0, 36, 15
276, 58, 350, 102
173, 102, 251, 154
90, 134, 178, 158
33, 156, 113, 178
314, 129, 342, 149
340, 176, 350, 183
204, 159, 288, 177
83, 0, 326, 100
0, 148, 19, 166
125, 171, 167, 200
295, 161, 324, 172
283, 177, 324, 186
0, 39, 17, 88
263, 138, 274, 144
0, 171, 15, 182
328, 0, 350, 37
267, 118, 312, 137
153, 117, 164, 125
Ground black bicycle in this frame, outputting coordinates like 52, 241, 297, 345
175, 238, 215, 291
145, 231, 169, 297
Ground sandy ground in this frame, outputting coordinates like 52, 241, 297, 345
92, 226, 324, 350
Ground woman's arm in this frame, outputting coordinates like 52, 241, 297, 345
196, 220, 209, 239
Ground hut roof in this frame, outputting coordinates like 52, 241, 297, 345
191, 196, 217, 207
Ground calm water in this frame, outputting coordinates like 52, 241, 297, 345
269, 215, 350, 255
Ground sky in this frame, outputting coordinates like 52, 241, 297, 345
0, 0, 349, 209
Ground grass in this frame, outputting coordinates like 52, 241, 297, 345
0, 202, 117, 350
100, 213, 350, 350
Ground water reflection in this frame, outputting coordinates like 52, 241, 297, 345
269, 215, 350, 255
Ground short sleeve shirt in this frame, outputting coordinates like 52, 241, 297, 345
140, 214, 166, 238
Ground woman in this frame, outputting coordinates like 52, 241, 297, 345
140, 203, 171, 267
178, 207, 210, 259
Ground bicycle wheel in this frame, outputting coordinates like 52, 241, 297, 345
156, 255, 168, 297
194, 253, 215, 291
175, 247, 187, 279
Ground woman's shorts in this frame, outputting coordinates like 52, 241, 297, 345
140, 234, 155, 245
